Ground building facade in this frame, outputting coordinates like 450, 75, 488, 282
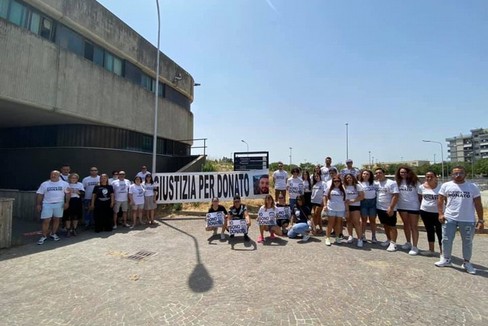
0, 0, 198, 190
446, 128, 488, 163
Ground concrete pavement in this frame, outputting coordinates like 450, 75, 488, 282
1, 217, 487, 325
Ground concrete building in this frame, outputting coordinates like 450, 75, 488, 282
447, 128, 488, 162
0, 0, 199, 190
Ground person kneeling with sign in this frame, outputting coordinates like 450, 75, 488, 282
227, 195, 251, 241
287, 195, 313, 242
257, 195, 286, 243
206, 197, 228, 240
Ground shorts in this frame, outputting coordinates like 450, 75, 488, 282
131, 204, 144, 210
348, 205, 361, 212
276, 219, 290, 227
41, 202, 64, 219
144, 196, 157, 210
64, 197, 83, 222
113, 201, 128, 212
360, 198, 377, 217
397, 209, 420, 215
328, 210, 345, 218
377, 209, 397, 227
311, 202, 323, 207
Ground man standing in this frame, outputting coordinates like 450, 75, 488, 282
60, 164, 71, 182
374, 167, 399, 252
321, 157, 334, 182
435, 166, 484, 274
272, 162, 288, 199
111, 171, 131, 228
36, 170, 70, 245
136, 165, 151, 180
82, 167, 100, 227
340, 159, 360, 179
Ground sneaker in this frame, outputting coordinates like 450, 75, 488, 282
113, 225, 117, 230
220, 233, 226, 240
346, 235, 354, 244
257, 235, 264, 243
408, 246, 419, 256
325, 237, 331, 246
386, 242, 397, 252
401, 242, 412, 250
434, 257, 452, 267
124, 223, 130, 228
335, 237, 341, 244
357, 239, 364, 248
380, 240, 390, 247
330, 231, 336, 237
230, 234, 235, 238
50, 234, 60, 241
37, 236, 47, 245
302, 233, 311, 242
269, 232, 276, 239
462, 262, 476, 275
339, 233, 344, 240
243, 234, 250, 242
371, 235, 378, 244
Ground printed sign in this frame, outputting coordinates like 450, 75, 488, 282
154, 170, 269, 204
257, 210, 276, 225
228, 219, 248, 235
206, 211, 225, 228
275, 206, 291, 220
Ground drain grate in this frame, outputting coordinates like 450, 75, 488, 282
127, 250, 157, 261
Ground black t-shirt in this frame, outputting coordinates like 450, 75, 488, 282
208, 205, 228, 214
292, 204, 311, 224
93, 185, 113, 205
228, 204, 247, 220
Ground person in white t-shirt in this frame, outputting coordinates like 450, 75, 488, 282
310, 173, 326, 235
82, 167, 100, 227
419, 171, 442, 255
65, 173, 85, 237
129, 176, 145, 228
59, 164, 71, 182
395, 166, 422, 255
111, 171, 131, 228
324, 177, 346, 246
320, 157, 334, 182
359, 169, 378, 243
340, 159, 360, 180
374, 168, 399, 252
286, 167, 304, 209
36, 170, 70, 245
344, 173, 364, 247
272, 162, 288, 200
136, 165, 151, 180
435, 166, 484, 274
143, 174, 158, 225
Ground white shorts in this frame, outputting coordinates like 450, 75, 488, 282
41, 202, 64, 219
132, 204, 144, 210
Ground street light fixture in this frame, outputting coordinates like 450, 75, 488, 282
151, 0, 161, 175
423, 140, 444, 180
345, 122, 349, 161
241, 139, 249, 152
289, 147, 293, 166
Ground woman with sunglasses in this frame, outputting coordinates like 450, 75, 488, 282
359, 169, 378, 243
257, 195, 285, 243
287, 195, 312, 242
344, 173, 365, 247
287, 167, 304, 209
419, 171, 442, 255
310, 172, 326, 235
324, 177, 346, 246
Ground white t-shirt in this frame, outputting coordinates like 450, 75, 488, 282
340, 167, 360, 179
345, 184, 363, 207
396, 180, 421, 211
375, 179, 399, 211
136, 171, 151, 180
326, 188, 346, 211
303, 180, 311, 193
36, 180, 69, 204
419, 183, 441, 213
82, 175, 100, 199
68, 182, 85, 199
129, 184, 145, 205
143, 182, 157, 197
273, 170, 288, 190
287, 177, 304, 199
360, 182, 376, 200
311, 181, 326, 205
320, 166, 334, 182
439, 181, 481, 222
112, 179, 131, 202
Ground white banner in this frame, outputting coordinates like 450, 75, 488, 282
154, 170, 269, 203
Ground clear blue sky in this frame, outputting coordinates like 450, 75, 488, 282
98, 0, 487, 167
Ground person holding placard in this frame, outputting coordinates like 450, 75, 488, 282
227, 195, 251, 241
287, 195, 313, 242
275, 192, 291, 235
206, 197, 228, 240
257, 195, 285, 243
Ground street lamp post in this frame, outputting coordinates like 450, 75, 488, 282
151, 0, 161, 174
289, 147, 293, 167
241, 139, 249, 152
368, 151, 371, 166
423, 140, 444, 180
345, 122, 349, 161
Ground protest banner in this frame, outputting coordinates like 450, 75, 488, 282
228, 220, 248, 235
153, 170, 268, 203
257, 209, 276, 226
206, 211, 225, 228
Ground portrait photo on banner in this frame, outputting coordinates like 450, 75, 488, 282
253, 174, 269, 195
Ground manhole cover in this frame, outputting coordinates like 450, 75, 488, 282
127, 250, 157, 261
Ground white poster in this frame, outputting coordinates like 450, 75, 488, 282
228, 219, 248, 235
257, 209, 277, 226
206, 211, 225, 228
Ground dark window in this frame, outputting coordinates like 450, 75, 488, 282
39, 16, 53, 40
165, 85, 191, 110
141, 74, 153, 92
84, 41, 94, 60
56, 24, 84, 56
125, 61, 142, 85
93, 46, 104, 66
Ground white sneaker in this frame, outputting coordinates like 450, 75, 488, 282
37, 236, 47, 245
113, 225, 117, 229
386, 242, 397, 252
408, 246, 419, 256
302, 233, 311, 242
220, 233, 226, 240
380, 240, 390, 247
50, 234, 60, 241
325, 237, 331, 246
346, 235, 354, 244
435, 257, 452, 267
401, 242, 412, 250
357, 239, 364, 248
462, 262, 476, 274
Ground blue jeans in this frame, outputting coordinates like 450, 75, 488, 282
289, 198, 297, 210
83, 199, 93, 225
287, 222, 309, 238
442, 219, 476, 261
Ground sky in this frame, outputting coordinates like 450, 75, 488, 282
97, 0, 488, 167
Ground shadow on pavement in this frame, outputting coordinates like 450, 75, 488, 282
159, 220, 214, 293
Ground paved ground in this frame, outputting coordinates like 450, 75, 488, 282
1, 217, 487, 326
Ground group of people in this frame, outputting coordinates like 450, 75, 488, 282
207, 157, 484, 275
35, 165, 159, 245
